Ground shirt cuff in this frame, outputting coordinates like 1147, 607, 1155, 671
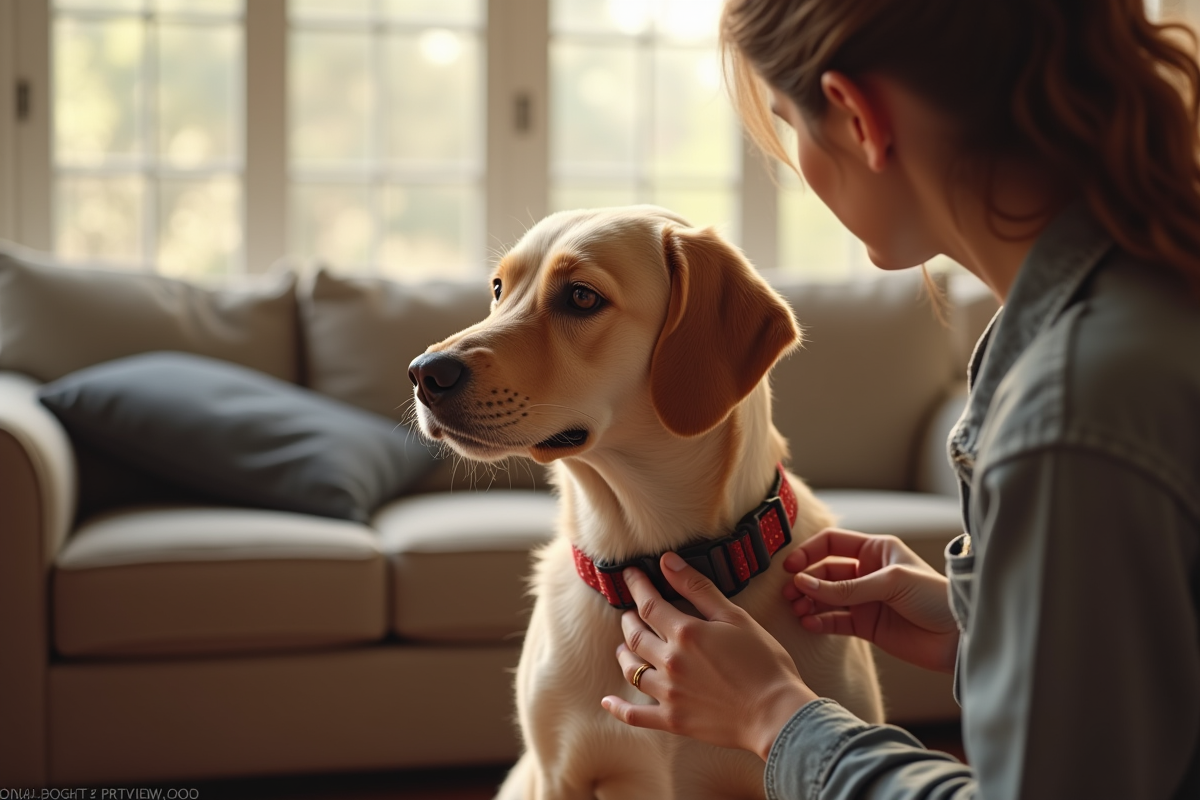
763, 698, 902, 800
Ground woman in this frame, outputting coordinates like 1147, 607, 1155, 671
600, 1, 1200, 797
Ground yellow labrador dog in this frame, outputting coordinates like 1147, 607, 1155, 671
409, 206, 883, 800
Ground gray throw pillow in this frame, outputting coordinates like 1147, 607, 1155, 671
37, 352, 437, 522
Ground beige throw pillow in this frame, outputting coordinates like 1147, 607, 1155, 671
0, 241, 299, 383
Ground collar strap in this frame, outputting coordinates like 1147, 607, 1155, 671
572, 463, 798, 610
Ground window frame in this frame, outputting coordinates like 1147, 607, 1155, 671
0, 0, 788, 276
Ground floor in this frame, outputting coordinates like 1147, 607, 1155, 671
190, 722, 965, 799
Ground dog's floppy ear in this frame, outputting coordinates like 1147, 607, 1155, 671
650, 225, 800, 437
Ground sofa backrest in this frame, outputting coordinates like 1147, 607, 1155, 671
300, 268, 491, 422
0, 241, 299, 383
302, 267, 963, 493
768, 271, 959, 491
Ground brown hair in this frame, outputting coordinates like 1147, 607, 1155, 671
721, 0, 1200, 295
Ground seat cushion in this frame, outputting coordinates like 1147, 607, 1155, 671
375, 491, 557, 642
0, 240, 298, 383
54, 507, 387, 657
815, 489, 964, 571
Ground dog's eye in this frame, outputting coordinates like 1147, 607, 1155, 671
492, 278, 502, 302
569, 284, 601, 312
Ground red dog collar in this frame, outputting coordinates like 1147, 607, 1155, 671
572, 463, 799, 610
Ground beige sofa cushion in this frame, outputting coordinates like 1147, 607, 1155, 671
0, 241, 298, 383
300, 269, 549, 491
53, 507, 386, 657
769, 271, 958, 491
300, 268, 490, 422
375, 491, 557, 642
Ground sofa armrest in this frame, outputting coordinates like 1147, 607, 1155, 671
0, 371, 76, 559
0, 370, 77, 785
914, 381, 968, 498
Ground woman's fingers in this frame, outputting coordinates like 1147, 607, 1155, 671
620, 563, 688, 639
791, 564, 902, 608
781, 560, 859, 601
781, 527, 874, 573
601, 695, 670, 732
616, 643, 658, 691
621, 610, 668, 665
627, 552, 744, 625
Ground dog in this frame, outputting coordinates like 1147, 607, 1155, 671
408, 206, 884, 799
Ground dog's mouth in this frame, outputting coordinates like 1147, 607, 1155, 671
534, 428, 590, 450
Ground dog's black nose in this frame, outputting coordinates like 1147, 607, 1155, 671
408, 352, 468, 407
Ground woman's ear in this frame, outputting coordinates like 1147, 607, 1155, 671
820, 71, 892, 173
650, 225, 800, 438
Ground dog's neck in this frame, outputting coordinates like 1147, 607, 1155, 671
554, 381, 788, 562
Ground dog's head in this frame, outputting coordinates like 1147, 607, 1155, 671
409, 206, 799, 464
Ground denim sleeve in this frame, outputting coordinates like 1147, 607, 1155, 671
763, 699, 974, 800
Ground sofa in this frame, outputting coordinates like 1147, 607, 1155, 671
0, 238, 998, 788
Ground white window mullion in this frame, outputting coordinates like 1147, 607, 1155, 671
245, 0, 286, 273
486, 0, 548, 256
739, 136, 777, 272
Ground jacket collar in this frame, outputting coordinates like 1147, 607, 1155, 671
949, 201, 1115, 483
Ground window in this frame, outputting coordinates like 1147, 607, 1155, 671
20, 0, 1136, 280
549, 0, 738, 238
288, 0, 485, 279
52, 0, 244, 276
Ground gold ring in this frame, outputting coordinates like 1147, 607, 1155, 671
631, 663, 652, 690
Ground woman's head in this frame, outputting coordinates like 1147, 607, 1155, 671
722, 0, 1200, 294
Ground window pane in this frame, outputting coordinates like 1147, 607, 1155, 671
384, 30, 481, 168
55, 17, 145, 166
289, 6, 486, 277
654, 0, 722, 43
158, 176, 241, 277
291, 183, 374, 269
551, 0, 739, 242
290, 0, 372, 23
778, 175, 866, 279
383, 0, 484, 25
56, 175, 146, 265
290, 31, 373, 170
380, 184, 477, 280
158, 23, 241, 168
652, 185, 733, 232
56, 0, 145, 11
551, 184, 638, 212
652, 48, 734, 180
552, 0, 651, 35
154, 0, 241, 15
551, 42, 638, 177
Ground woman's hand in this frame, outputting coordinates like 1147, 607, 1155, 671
782, 528, 959, 673
601, 551, 819, 762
